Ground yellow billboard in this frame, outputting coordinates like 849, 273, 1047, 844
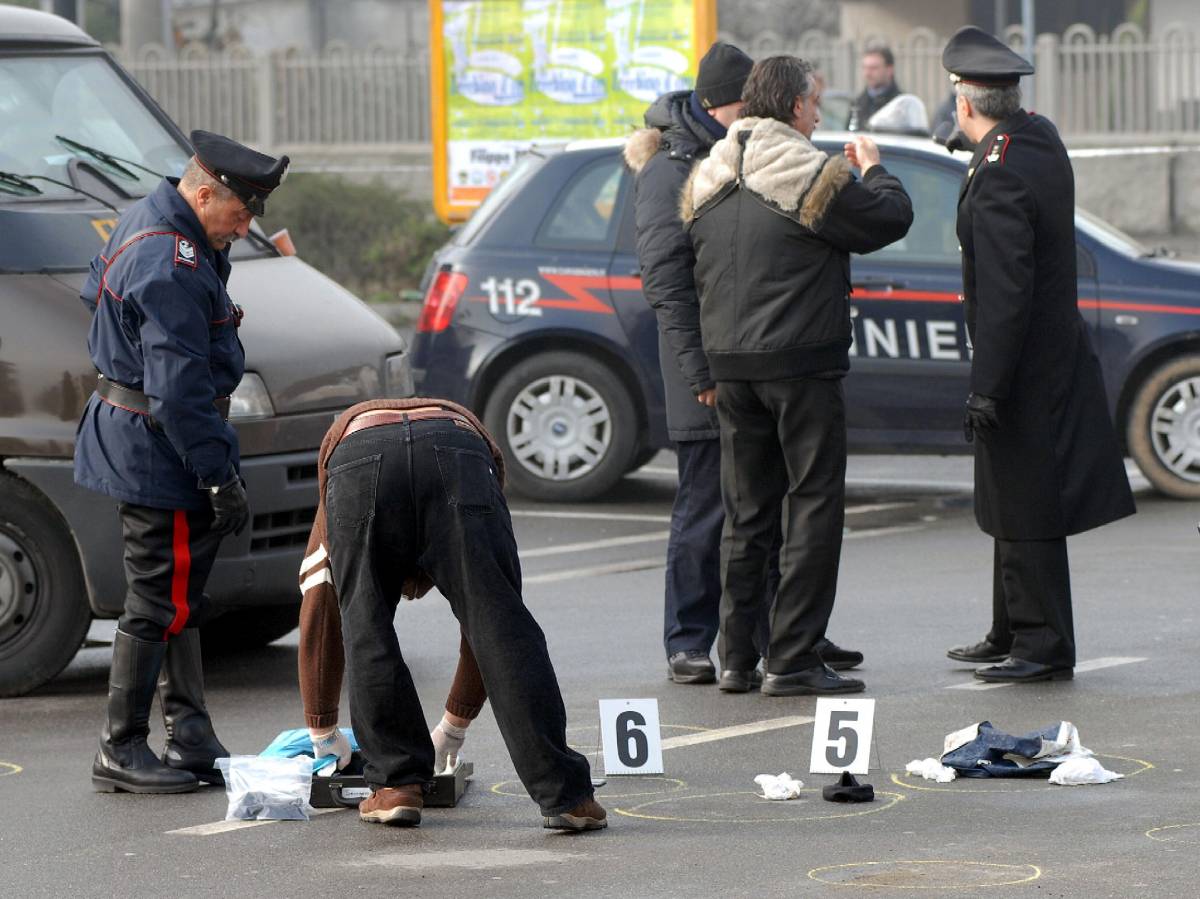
429, 0, 717, 222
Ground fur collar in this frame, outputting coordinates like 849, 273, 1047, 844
680, 117, 852, 229
623, 127, 661, 174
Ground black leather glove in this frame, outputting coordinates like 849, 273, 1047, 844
933, 121, 975, 154
963, 393, 999, 444
209, 476, 249, 537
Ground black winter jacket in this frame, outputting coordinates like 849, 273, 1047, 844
682, 117, 913, 382
624, 91, 721, 441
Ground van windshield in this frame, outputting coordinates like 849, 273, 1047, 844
0, 53, 190, 200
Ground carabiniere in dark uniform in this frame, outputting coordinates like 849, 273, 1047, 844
943, 27, 1135, 683
77, 130, 288, 792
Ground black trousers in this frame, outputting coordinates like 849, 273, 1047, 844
988, 537, 1075, 668
117, 503, 223, 642
715, 378, 846, 674
325, 419, 593, 815
664, 438, 777, 658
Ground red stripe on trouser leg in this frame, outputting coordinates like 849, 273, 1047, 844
167, 509, 192, 638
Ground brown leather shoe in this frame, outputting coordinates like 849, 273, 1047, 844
359, 785, 423, 827
543, 797, 608, 831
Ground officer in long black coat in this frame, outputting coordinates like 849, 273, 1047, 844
79, 131, 288, 791
942, 28, 1136, 683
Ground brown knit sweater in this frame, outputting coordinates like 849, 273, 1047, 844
298, 397, 504, 729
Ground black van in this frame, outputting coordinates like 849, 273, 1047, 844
0, 8, 412, 695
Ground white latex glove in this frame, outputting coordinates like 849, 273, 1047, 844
430, 715, 467, 775
309, 727, 352, 770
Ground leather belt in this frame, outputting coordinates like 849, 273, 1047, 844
95, 373, 231, 423
341, 407, 478, 441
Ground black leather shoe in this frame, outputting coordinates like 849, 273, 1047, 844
815, 638, 863, 671
718, 668, 762, 693
667, 651, 716, 685
946, 639, 1010, 663
762, 664, 865, 696
974, 657, 1073, 683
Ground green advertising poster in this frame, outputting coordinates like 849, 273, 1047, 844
434, 0, 713, 218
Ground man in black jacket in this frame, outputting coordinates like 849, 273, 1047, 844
682, 56, 912, 696
942, 27, 1135, 683
625, 43, 861, 689
848, 43, 901, 131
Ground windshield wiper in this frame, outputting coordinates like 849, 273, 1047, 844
0, 171, 44, 196
0, 171, 118, 214
55, 135, 163, 181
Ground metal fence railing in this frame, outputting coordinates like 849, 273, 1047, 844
115, 22, 1200, 153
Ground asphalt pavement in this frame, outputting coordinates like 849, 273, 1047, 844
0, 454, 1196, 898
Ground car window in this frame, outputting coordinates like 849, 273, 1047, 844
0, 53, 190, 200
862, 156, 961, 265
536, 156, 624, 251
453, 153, 542, 246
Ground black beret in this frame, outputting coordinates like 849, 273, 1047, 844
695, 41, 754, 109
942, 26, 1034, 86
189, 130, 289, 216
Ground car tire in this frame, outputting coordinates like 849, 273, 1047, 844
0, 475, 90, 697
485, 352, 638, 502
1126, 353, 1200, 500
627, 446, 659, 474
201, 604, 300, 655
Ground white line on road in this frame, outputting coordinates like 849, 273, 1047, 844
946, 656, 1147, 691
524, 557, 665, 584
661, 716, 814, 750
845, 524, 926, 540
168, 807, 344, 836
521, 531, 670, 559
511, 510, 672, 524
846, 502, 914, 515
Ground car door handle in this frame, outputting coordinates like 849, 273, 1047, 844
852, 280, 907, 292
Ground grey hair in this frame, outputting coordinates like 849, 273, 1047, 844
741, 56, 818, 124
178, 157, 237, 200
955, 81, 1021, 121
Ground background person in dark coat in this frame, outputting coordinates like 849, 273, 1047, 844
847, 43, 901, 131
623, 42, 760, 687
681, 56, 912, 696
943, 27, 1136, 684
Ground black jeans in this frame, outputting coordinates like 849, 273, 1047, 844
715, 378, 846, 674
117, 503, 223, 642
665, 438, 776, 659
325, 419, 593, 815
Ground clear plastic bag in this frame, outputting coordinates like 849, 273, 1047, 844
216, 755, 313, 821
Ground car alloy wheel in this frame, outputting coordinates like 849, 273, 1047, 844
506, 373, 613, 482
1147, 372, 1200, 484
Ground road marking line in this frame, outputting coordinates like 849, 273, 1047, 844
946, 656, 1146, 691
1075, 656, 1148, 672
521, 531, 669, 559
845, 524, 926, 540
660, 716, 814, 750
525, 557, 664, 584
846, 502, 914, 515
846, 477, 975, 492
640, 466, 676, 476
167, 807, 343, 836
167, 819, 277, 836
511, 510, 672, 523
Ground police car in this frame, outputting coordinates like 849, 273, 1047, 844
412, 132, 1200, 502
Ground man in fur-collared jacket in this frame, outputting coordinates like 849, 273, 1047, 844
681, 56, 913, 697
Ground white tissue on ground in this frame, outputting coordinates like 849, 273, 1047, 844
1049, 757, 1124, 785
906, 758, 957, 783
754, 772, 803, 800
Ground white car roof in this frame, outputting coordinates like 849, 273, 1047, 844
559, 130, 972, 164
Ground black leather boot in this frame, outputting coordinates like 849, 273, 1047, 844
158, 628, 229, 784
93, 630, 199, 793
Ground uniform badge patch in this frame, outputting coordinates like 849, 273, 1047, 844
986, 134, 1006, 164
174, 236, 197, 269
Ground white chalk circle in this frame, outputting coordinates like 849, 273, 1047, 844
808, 860, 1042, 889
